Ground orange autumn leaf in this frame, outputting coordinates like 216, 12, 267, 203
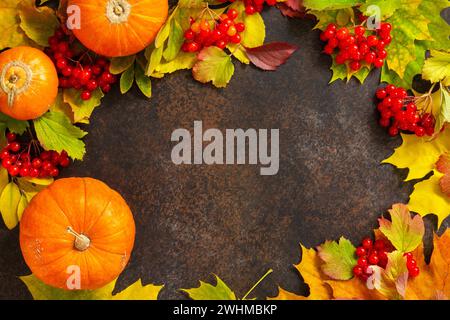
405, 229, 450, 300
326, 278, 386, 300
436, 153, 450, 197
270, 245, 332, 300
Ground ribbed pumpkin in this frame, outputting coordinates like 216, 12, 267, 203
0, 46, 58, 120
20, 178, 136, 290
68, 0, 168, 57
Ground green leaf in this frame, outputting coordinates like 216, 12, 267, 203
134, 64, 152, 98
303, 0, 360, 11
0, 113, 29, 134
419, 0, 450, 51
63, 88, 104, 124
146, 45, 164, 76
422, 50, 450, 85
0, 182, 21, 229
192, 46, 234, 88
16, 177, 49, 202
360, 0, 415, 19
163, 19, 184, 61
227, 44, 250, 64
33, 111, 87, 160
18, 0, 59, 47
21, 275, 164, 300
182, 275, 237, 300
379, 204, 425, 253
110, 55, 136, 75
120, 66, 135, 94
335, 8, 353, 26
16, 194, 28, 221
155, 16, 172, 48
155, 52, 196, 74
385, 8, 431, 78
317, 236, 357, 280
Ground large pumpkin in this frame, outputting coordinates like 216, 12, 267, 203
20, 178, 136, 290
69, 0, 168, 57
0, 46, 58, 120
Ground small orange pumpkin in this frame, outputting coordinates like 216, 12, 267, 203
20, 178, 136, 290
0, 46, 58, 120
69, 0, 169, 57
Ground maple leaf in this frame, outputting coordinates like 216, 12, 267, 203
63, 88, 104, 124
408, 171, 450, 228
246, 42, 298, 71
270, 245, 332, 300
182, 275, 237, 300
192, 46, 235, 88
317, 237, 357, 280
382, 129, 450, 181
303, 0, 359, 11
436, 154, 450, 197
0, 0, 33, 50
379, 204, 424, 253
406, 230, 450, 299
21, 275, 163, 300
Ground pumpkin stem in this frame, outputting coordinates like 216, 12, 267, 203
67, 226, 91, 251
1, 60, 33, 107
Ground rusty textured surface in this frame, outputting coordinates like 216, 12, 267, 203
0, 8, 448, 300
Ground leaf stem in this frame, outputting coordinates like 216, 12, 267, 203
242, 269, 273, 300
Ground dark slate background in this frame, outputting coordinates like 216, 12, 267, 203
0, 6, 448, 300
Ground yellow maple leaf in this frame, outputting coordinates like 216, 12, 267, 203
406, 230, 450, 300
269, 245, 332, 300
383, 129, 450, 181
408, 171, 450, 228
326, 278, 385, 300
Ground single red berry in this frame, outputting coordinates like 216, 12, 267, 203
101, 84, 111, 93
8, 165, 20, 176
6, 132, 16, 142
42, 160, 53, 172
353, 265, 364, 277
0, 150, 9, 159
230, 33, 241, 44
362, 237, 373, 250
81, 90, 91, 101
415, 126, 426, 137
354, 26, 365, 37
19, 167, 29, 177
49, 167, 59, 177
62, 66, 73, 77
384, 35, 392, 44
2, 158, 12, 169
86, 79, 98, 91
409, 266, 420, 277
407, 258, 417, 270
40, 151, 51, 161
336, 28, 350, 40
377, 49, 387, 59
216, 40, 227, 49
368, 253, 379, 265
227, 8, 238, 20
184, 29, 195, 40
328, 37, 339, 48
364, 52, 376, 64
235, 23, 245, 33
187, 42, 200, 52
349, 61, 361, 71
59, 157, 70, 167
376, 89, 387, 100
326, 23, 337, 32
57, 42, 69, 53
355, 246, 366, 257
30, 168, 39, 178
385, 84, 396, 94
373, 58, 384, 68
245, 5, 255, 14
357, 257, 368, 267
32, 158, 42, 168
367, 35, 379, 47
380, 22, 392, 33
10, 142, 20, 152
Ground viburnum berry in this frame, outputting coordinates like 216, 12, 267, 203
0, 132, 71, 178
375, 84, 435, 137
182, 10, 246, 54
320, 19, 392, 73
46, 27, 116, 101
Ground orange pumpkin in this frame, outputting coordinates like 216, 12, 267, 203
20, 178, 136, 290
0, 46, 58, 120
69, 0, 169, 57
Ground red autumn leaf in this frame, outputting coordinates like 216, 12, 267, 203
435, 154, 450, 197
277, 3, 308, 18
246, 42, 298, 71
285, 0, 303, 11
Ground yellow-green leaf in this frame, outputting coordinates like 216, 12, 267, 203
0, 182, 21, 229
303, 0, 359, 10
317, 236, 357, 280
379, 204, 424, 253
120, 66, 135, 94
227, 44, 250, 64
16, 194, 28, 221
146, 45, 164, 76
192, 46, 234, 88
63, 88, 104, 124
163, 18, 183, 61
134, 64, 152, 98
182, 275, 237, 300
18, 0, 59, 47
155, 52, 196, 74
422, 50, 450, 85
0, 167, 9, 195
0, 0, 33, 50
110, 55, 136, 75
112, 279, 163, 300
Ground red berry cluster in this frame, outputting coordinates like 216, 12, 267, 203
45, 27, 117, 101
217, 0, 277, 14
320, 22, 392, 71
353, 238, 390, 281
376, 84, 435, 137
182, 9, 245, 52
403, 252, 420, 277
0, 132, 70, 178
352, 238, 420, 280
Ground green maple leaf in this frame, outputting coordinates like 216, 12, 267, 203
317, 236, 357, 280
21, 275, 163, 300
192, 46, 235, 88
379, 204, 424, 253
33, 111, 87, 160
419, 0, 450, 51
182, 275, 237, 300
